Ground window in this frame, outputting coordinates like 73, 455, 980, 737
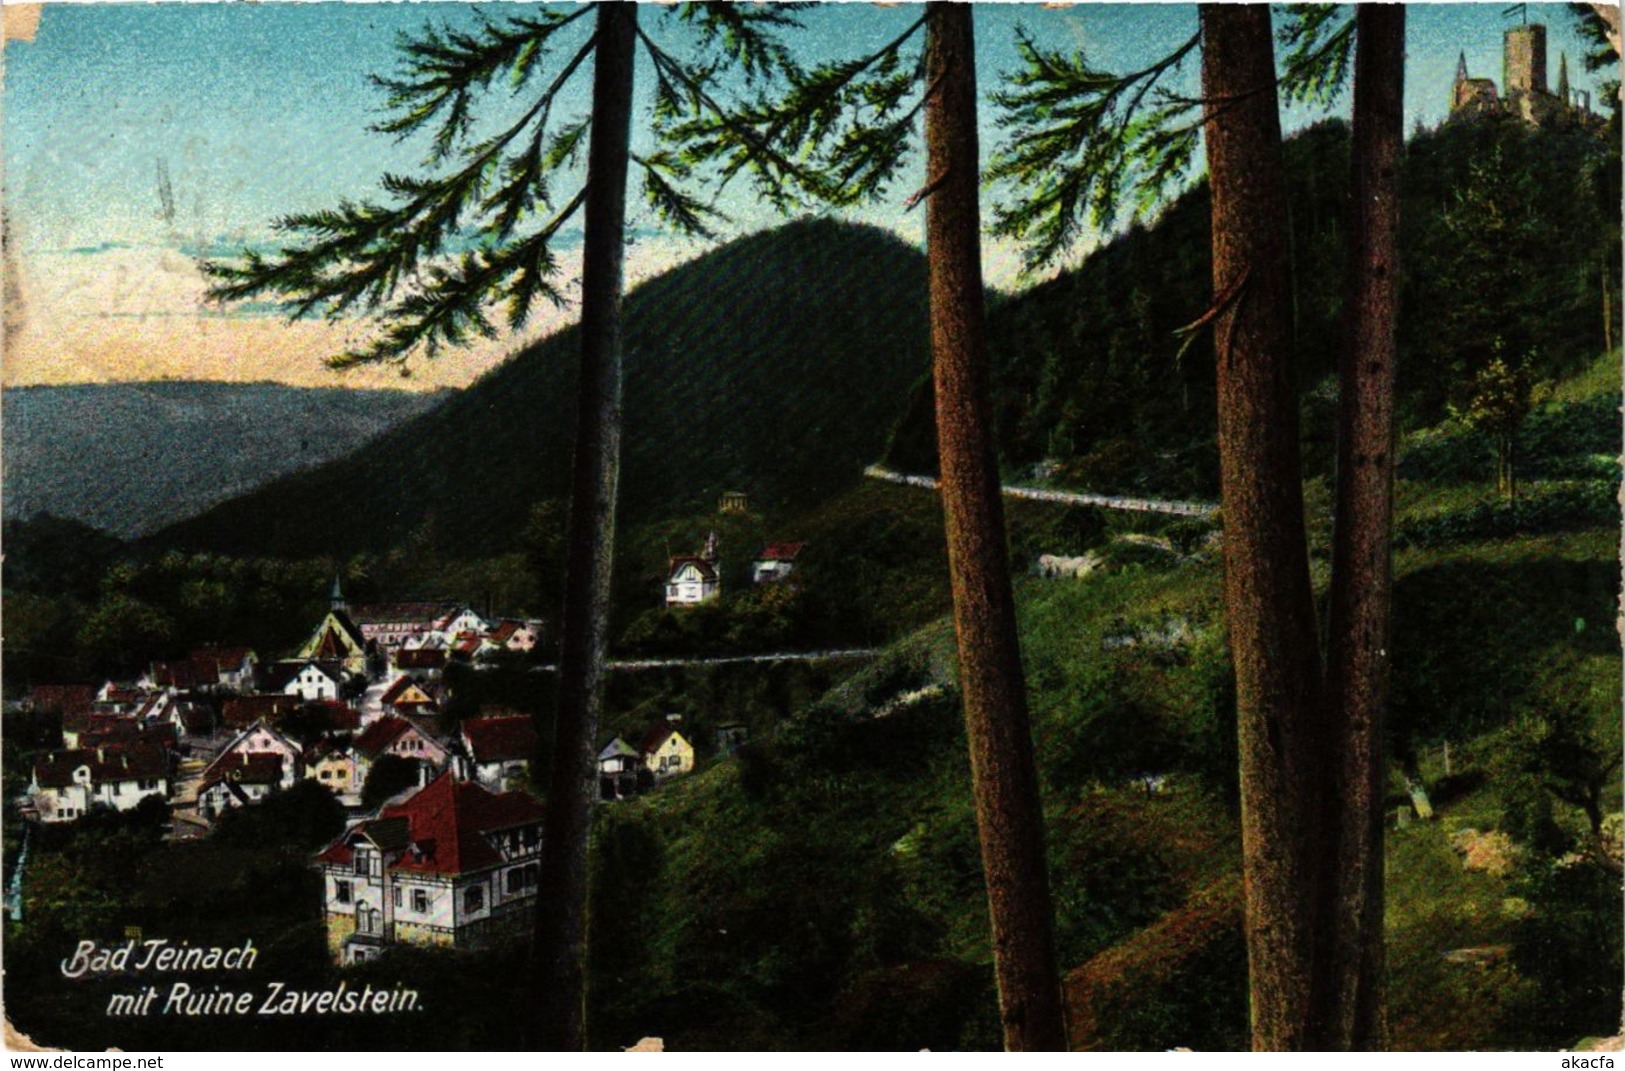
353, 850, 369, 876
506, 868, 523, 895
464, 886, 485, 914
392, 887, 402, 908
411, 888, 428, 914
335, 880, 352, 905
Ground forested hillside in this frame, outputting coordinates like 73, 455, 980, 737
150, 220, 931, 560
886, 113, 1620, 498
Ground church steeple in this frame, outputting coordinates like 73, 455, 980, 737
330, 575, 347, 613
1557, 51, 1570, 102
1455, 50, 1469, 84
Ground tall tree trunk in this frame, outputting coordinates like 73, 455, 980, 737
1200, 5, 1326, 1051
924, 3, 1067, 1052
530, 1, 636, 1050
1319, 4, 1404, 1050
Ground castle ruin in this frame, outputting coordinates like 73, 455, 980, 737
1450, 22, 1600, 126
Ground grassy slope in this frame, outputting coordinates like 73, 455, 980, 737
586, 354, 1621, 1051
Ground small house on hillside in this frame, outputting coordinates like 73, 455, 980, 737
666, 532, 721, 607
640, 719, 694, 783
597, 737, 641, 801
313, 772, 545, 964
752, 541, 805, 584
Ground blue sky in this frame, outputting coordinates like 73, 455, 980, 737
3, 3, 1614, 389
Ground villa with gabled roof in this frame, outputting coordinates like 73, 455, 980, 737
313, 772, 544, 964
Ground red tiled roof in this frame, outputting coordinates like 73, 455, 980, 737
201, 751, 285, 790
33, 742, 168, 789
756, 541, 806, 562
189, 646, 256, 672
638, 722, 688, 755
307, 700, 362, 733
315, 773, 542, 873
393, 648, 447, 670
486, 620, 524, 645
461, 715, 538, 764
353, 716, 414, 758
82, 721, 176, 752
381, 773, 544, 876
151, 658, 221, 690
26, 685, 96, 718
222, 695, 301, 730
176, 704, 215, 735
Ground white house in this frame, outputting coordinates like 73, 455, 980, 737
597, 737, 641, 801
313, 773, 545, 964
459, 715, 537, 793
29, 743, 169, 823
274, 660, 344, 702
751, 541, 805, 584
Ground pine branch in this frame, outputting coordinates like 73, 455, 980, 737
987, 28, 1202, 269
370, 7, 593, 165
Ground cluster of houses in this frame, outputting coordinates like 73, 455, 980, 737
18, 582, 716, 965
664, 531, 805, 607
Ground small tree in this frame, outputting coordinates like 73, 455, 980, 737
1455, 347, 1537, 499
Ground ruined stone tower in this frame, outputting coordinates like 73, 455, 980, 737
1503, 22, 1547, 99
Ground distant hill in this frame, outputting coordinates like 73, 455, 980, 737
150, 219, 932, 559
3, 382, 448, 538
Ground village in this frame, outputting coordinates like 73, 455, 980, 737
13, 519, 806, 967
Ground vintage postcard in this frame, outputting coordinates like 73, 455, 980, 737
2, 1, 1620, 1053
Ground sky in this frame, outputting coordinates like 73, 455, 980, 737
2, 2, 1615, 391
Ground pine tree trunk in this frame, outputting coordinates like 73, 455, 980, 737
530, 1, 636, 1050
1319, 5, 1404, 1050
924, 3, 1067, 1052
1200, 5, 1326, 1051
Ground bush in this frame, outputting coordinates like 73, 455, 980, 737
1395, 480, 1614, 549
